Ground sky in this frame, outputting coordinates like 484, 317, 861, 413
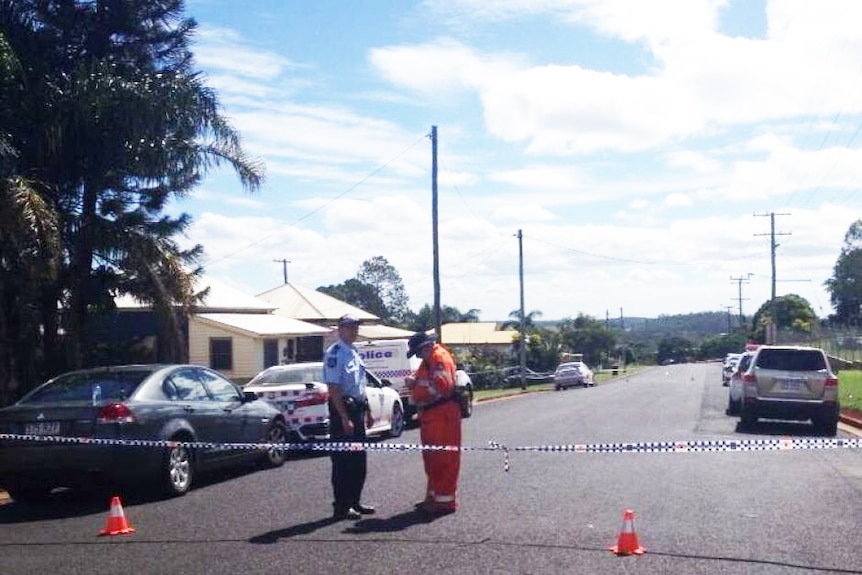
174, 0, 862, 323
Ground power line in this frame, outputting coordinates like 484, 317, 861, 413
525, 235, 694, 266
202, 133, 429, 270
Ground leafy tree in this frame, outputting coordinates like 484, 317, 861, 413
0, 0, 264, 394
524, 327, 561, 372
406, 304, 480, 332
355, 256, 410, 325
750, 294, 817, 343
0, 177, 62, 404
826, 220, 862, 326
697, 333, 748, 360
657, 336, 693, 364
557, 314, 616, 368
318, 279, 385, 319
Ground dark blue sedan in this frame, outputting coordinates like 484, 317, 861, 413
0, 364, 289, 502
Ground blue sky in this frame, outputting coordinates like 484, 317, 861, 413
175, 0, 862, 322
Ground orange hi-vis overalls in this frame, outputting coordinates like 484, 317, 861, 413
411, 343, 462, 510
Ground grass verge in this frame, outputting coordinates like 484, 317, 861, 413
473, 366, 647, 402
840, 370, 862, 412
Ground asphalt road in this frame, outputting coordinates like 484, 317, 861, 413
2, 363, 862, 574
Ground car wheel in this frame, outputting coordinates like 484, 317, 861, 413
460, 389, 473, 418
262, 421, 289, 467
813, 417, 838, 437
726, 396, 736, 416
160, 438, 194, 497
4, 477, 53, 504
388, 403, 404, 438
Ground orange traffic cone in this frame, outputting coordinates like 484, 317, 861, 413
609, 508, 645, 556
99, 496, 136, 536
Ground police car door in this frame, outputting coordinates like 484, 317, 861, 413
365, 370, 386, 430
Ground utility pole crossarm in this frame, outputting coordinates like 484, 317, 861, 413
754, 212, 791, 301
730, 274, 751, 327
273, 258, 291, 285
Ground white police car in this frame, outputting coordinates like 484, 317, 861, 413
245, 362, 405, 441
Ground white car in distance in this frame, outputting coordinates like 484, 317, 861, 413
245, 362, 405, 441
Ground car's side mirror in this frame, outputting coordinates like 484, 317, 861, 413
243, 390, 259, 402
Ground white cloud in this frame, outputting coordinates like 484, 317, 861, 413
663, 193, 693, 208
175, 2, 862, 320
193, 27, 297, 80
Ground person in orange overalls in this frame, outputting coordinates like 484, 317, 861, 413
404, 331, 462, 515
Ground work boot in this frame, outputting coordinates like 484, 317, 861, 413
418, 501, 457, 516
354, 503, 376, 515
332, 507, 362, 521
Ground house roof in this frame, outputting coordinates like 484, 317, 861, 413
441, 322, 517, 345
358, 324, 416, 340
195, 313, 331, 337
115, 276, 274, 312
256, 282, 379, 323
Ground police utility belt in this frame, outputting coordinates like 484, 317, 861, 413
341, 395, 369, 415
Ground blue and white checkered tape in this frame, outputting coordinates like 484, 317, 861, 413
1, 433, 859, 454
2, 433, 860, 473
373, 368, 412, 379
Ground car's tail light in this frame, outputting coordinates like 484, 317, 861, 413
97, 403, 136, 424
296, 390, 329, 408
824, 376, 838, 387
742, 373, 757, 384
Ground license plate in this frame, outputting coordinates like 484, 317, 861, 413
24, 421, 60, 436
778, 378, 805, 392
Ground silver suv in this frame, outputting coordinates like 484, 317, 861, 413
738, 345, 839, 435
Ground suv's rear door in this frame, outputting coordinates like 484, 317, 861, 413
753, 348, 830, 399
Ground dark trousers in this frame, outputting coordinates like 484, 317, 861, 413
329, 401, 367, 512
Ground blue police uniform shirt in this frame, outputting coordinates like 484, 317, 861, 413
323, 338, 366, 400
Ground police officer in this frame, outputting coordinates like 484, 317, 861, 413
323, 314, 376, 521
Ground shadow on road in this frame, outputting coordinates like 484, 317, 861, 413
734, 419, 840, 436
343, 508, 437, 533
248, 508, 436, 544
249, 516, 342, 544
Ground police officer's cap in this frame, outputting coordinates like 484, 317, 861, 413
407, 331, 436, 357
338, 314, 361, 327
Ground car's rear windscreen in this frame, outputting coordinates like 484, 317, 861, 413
755, 349, 827, 372
22, 371, 150, 404
252, 367, 324, 386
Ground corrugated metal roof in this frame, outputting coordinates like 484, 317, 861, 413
115, 276, 273, 312
441, 322, 517, 345
195, 313, 332, 337
358, 324, 415, 340
257, 283, 378, 322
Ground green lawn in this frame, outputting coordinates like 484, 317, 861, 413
840, 370, 862, 411
472, 367, 645, 402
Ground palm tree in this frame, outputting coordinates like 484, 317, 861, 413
0, 1, 265, 386
0, 177, 61, 403
501, 309, 543, 331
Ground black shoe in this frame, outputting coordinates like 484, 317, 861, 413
354, 504, 376, 515
333, 508, 362, 521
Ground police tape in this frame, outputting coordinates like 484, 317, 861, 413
2, 433, 861, 473
1, 433, 860, 454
